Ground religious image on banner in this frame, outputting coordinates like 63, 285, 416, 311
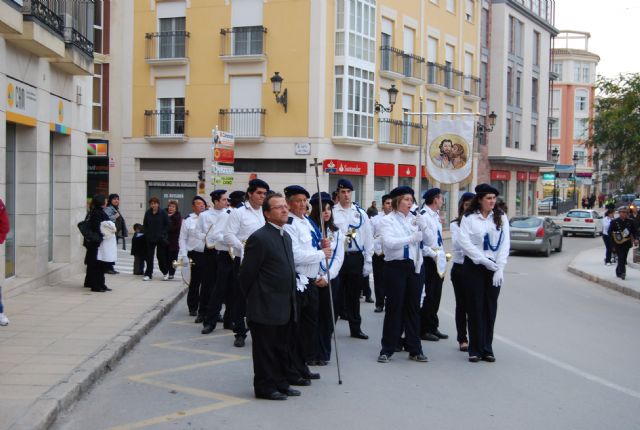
426, 118, 475, 184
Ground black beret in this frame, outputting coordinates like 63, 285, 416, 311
389, 186, 415, 199
249, 178, 270, 191
381, 194, 391, 202
422, 187, 441, 201
337, 178, 353, 191
229, 190, 245, 200
474, 183, 500, 197
460, 192, 475, 202
209, 189, 227, 198
310, 191, 333, 207
192, 196, 207, 205
284, 185, 310, 199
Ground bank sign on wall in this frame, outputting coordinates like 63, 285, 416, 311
6, 77, 37, 127
50, 94, 72, 135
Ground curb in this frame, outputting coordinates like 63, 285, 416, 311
567, 264, 640, 301
7, 286, 188, 430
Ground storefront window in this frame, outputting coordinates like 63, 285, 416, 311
373, 176, 390, 207
491, 180, 509, 213
398, 176, 414, 188
528, 181, 536, 214
5, 124, 16, 278
516, 180, 524, 216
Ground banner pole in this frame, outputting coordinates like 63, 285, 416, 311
418, 97, 424, 197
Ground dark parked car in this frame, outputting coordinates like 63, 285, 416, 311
509, 216, 563, 257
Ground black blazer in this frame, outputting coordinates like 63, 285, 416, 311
239, 223, 297, 326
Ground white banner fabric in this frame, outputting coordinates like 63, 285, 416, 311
425, 118, 475, 184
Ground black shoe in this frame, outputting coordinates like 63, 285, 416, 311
280, 388, 301, 397
189, 310, 198, 317
101, 287, 112, 292
234, 336, 246, 347
289, 378, 311, 386
468, 356, 480, 363
409, 353, 429, 362
90, 288, 106, 292
421, 332, 440, 342
621, 273, 626, 280
201, 324, 214, 335
194, 315, 204, 324
256, 391, 288, 401
482, 355, 496, 363
105, 270, 118, 275
374, 306, 384, 313
350, 331, 369, 340
365, 297, 374, 303
304, 372, 320, 380
434, 330, 449, 340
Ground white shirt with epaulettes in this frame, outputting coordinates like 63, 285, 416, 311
223, 202, 265, 258
457, 211, 510, 271
197, 207, 227, 250
178, 213, 205, 257
379, 211, 424, 274
332, 203, 373, 262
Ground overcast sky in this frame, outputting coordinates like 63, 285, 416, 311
554, 0, 640, 79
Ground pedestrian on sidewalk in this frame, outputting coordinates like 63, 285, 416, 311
602, 209, 615, 265
131, 223, 146, 275
142, 197, 170, 281
166, 200, 182, 280
609, 207, 639, 280
83, 195, 111, 292
104, 194, 127, 274
0, 198, 10, 325
97, 217, 117, 291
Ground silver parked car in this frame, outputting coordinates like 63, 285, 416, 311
509, 216, 563, 257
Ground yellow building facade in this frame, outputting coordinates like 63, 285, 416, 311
119, 0, 482, 224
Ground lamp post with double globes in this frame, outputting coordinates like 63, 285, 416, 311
551, 148, 560, 214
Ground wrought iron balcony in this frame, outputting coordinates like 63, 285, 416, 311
464, 75, 481, 98
380, 46, 404, 77
144, 109, 188, 142
378, 118, 423, 147
220, 26, 267, 61
145, 31, 190, 64
218, 108, 266, 142
426, 62, 446, 87
67, 27, 93, 57
402, 52, 425, 84
22, 0, 64, 37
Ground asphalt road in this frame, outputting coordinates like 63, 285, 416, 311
53, 236, 640, 430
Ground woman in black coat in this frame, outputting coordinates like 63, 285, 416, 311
142, 196, 170, 280
83, 194, 111, 292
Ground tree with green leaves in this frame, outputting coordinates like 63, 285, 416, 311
587, 73, 640, 192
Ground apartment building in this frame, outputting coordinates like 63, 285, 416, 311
115, 0, 483, 225
543, 30, 599, 202
484, 0, 557, 216
1, 0, 94, 289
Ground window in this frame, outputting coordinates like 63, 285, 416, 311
573, 63, 581, 82
582, 64, 590, 83
516, 71, 522, 108
159, 17, 186, 58
346, 0, 376, 63
334, 66, 375, 139
92, 64, 102, 131
481, 7, 489, 48
552, 89, 561, 111
575, 89, 588, 112
514, 120, 521, 148
573, 118, 587, 140
427, 37, 438, 83
445, 44, 454, 88
573, 149, 586, 166
532, 77, 539, 113
403, 27, 415, 76
93, 0, 103, 54
506, 118, 512, 147
232, 26, 264, 55
480, 61, 488, 100
335, 0, 345, 55
464, 52, 473, 93
550, 117, 560, 138
531, 123, 538, 151
506, 66, 513, 105
533, 31, 540, 66
158, 97, 185, 135
465, 0, 474, 22
509, 16, 523, 56
553, 62, 563, 80
447, 0, 455, 13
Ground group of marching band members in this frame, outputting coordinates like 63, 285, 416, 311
177, 177, 510, 399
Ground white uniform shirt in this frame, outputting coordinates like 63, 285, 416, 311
320, 228, 345, 280
458, 211, 510, 270
283, 214, 326, 281
198, 208, 226, 249
178, 213, 205, 256
370, 212, 389, 255
379, 211, 423, 274
223, 202, 265, 257
417, 205, 443, 258
449, 220, 464, 264
333, 203, 373, 262
212, 208, 233, 250
602, 216, 611, 236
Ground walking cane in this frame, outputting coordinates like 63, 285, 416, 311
310, 158, 343, 385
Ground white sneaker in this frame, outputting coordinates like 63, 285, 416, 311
0, 313, 9, 326
163, 274, 170, 281
143, 276, 151, 281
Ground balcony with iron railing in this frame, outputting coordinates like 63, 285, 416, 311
426, 62, 446, 88
445, 67, 464, 93
23, 0, 64, 37
144, 109, 189, 143
8, 0, 66, 58
378, 118, 423, 151
379, 46, 405, 80
401, 52, 426, 85
218, 108, 266, 142
145, 31, 190, 65
219, 26, 267, 62
463, 75, 481, 99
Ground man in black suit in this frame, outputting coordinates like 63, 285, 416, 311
239, 193, 300, 400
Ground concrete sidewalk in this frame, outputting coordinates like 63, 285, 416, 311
568, 246, 640, 300
0, 252, 186, 430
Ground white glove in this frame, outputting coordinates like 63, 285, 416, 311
181, 255, 189, 266
410, 230, 423, 244
363, 261, 372, 277
492, 269, 504, 287
481, 257, 499, 272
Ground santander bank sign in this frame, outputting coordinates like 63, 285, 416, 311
322, 159, 368, 176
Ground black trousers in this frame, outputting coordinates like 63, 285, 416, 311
462, 258, 500, 358
186, 251, 204, 314
450, 263, 468, 343
231, 257, 248, 337
198, 248, 218, 317
133, 255, 145, 275
295, 283, 319, 363
145, 242, 169, 277
372, 254, 386, 308
615, 243, 632, 276
84, 245, 106, 290
248, 320, 292, 397
338, 252, 364, 334
362, 275, 372, 299
315, 277, 340, 361
203, 251, 235, 327
420, 257, 444, 335
380, 260, 423, 356
602, 235, 613, 264
167, 250, 179, 276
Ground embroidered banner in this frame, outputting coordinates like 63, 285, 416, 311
425, 118, 474, 184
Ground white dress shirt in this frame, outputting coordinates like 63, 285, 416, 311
602, 216, 611, 236
197, 207, 226, 249
178, 213, 205, 257
211, 208, 232, 251
371, 212, 388, 255
457, 211, 510, 271
417, 205, 443, 258
320, 228, 345, 281
283, 214, 326, 281
223, 202, 265, 258
379, 211, 423, 274
333, 203, 373, 262
449, 220, 464, 265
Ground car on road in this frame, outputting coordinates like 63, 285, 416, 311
509, 216, 563, 257
562, 209, 603, 237
618, 198, 640, 212
537, 197, 564, 212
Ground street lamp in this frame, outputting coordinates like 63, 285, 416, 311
572, 153, 583, 208
270, 72, 288, 112
551, 147, 560, 213
476, 111, 498, 144
374, 85, 399, 114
